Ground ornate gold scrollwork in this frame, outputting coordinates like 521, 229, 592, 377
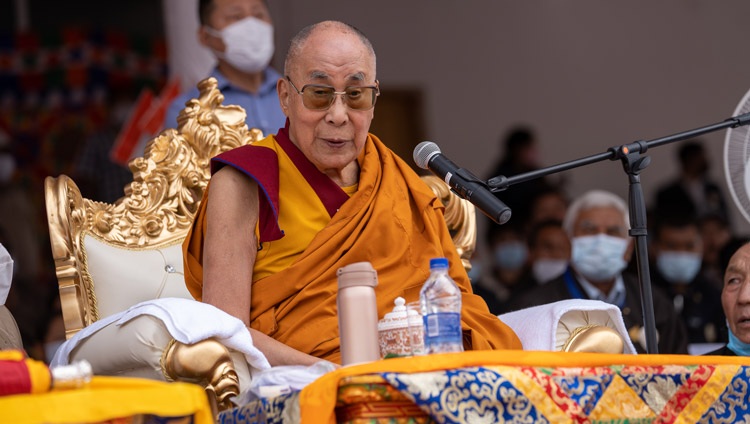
420, 175, 477, 271
163, 339, 241, 417
45, 77, 263, 334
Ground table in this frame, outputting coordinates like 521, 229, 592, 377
222, 350, 750, 423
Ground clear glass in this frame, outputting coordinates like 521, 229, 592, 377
406, 301, 425, 356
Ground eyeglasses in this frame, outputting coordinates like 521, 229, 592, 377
286, 76, 379, 111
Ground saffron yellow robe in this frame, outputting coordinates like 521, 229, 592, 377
184, 130, 521, 363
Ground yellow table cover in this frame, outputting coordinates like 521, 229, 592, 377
0, 375, 214, 424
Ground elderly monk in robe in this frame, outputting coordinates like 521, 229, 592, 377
183, 20, 522, 366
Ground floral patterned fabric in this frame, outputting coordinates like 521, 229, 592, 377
381, 364, 750, 423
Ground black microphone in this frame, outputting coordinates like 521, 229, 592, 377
413, 141, 512, 225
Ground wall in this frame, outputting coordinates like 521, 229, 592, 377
267, 0, 750, 237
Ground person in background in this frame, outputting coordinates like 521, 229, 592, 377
707, 242, 750, 356
654, 140, 729, 226
649, 214, 725, 345
511, 190, 688, 354
527, 185, 568, 228
524, 219, 570, 286
486, 125, 549, 222
164, 0, 286, 135
472, 222, 530, 315
699, 213, 733, 291
183, 20, 522, 366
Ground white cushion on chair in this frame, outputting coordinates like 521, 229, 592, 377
84, 235, 193, 319
499, 299, 636, 354
52, 298, 271, 372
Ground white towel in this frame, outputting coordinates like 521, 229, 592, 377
0, 243, 12, 306
499, 299, 637, 354
51, 298, 271, 370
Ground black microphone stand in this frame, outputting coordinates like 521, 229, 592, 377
487, 111, 750, 354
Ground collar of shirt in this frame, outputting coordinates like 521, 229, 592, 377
209, 67, 281, 96
576, 272, 627, 307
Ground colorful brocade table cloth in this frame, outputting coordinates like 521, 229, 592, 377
222, 350, 750, 424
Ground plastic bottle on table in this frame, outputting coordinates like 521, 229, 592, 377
420, 257, 463, 354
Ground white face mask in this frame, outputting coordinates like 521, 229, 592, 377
206, 17, 274, 73
571, 234, 629, 282
532, 259, 568, 284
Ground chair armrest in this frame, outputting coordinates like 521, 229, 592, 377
63, 314, 250, 413
163, 338, 241, 414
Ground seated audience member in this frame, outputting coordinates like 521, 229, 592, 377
654, 141, 730, 226
527, 185, 568, 228
699, 213, 733, 291
182, 21, 522, 366
486, 125, 548, 221
165, 0, 286, 135
511, 190, 688, 354
708, 242, 750, 356
524, 219, 570, 286
650, 215, 725, 344
472, 221, 530, 315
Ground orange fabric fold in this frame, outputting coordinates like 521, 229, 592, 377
183, 133, 521, 362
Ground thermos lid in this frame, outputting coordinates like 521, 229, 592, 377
337, 261, 378, 289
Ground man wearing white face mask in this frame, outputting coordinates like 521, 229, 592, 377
650, 215, 725, 345
164, 0, 286, 136
512, 190, 688, 354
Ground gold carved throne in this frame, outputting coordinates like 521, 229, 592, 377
45, 77, 264, 414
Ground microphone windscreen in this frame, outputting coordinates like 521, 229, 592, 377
413, 141, 440, 169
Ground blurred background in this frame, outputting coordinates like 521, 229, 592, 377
2, 0, 750, 360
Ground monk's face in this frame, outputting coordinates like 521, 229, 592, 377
279, 24, 376, 182
722, 243, 750, 343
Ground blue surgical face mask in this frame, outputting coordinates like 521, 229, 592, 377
571, 234, 628, 282
727, 322, 750, 356
656, 251, 702, 284
494, 241, 528, 271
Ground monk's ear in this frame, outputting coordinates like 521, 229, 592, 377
277, 78, 290, 115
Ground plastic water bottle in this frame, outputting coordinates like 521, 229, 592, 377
420, 257, 463, 354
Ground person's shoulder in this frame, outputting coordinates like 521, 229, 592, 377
509, 277, 568, 311
623, 272, 672, 302
264, 67, 282, 80
704, 345, 735, 356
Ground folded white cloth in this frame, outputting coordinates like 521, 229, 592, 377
499, 299, 636, 354
0, 243, 13, 306
51, 297, 271, 370
237, 360, 338, 405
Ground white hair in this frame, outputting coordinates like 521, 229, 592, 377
562, 190, 630, 237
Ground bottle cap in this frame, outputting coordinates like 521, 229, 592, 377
337, 262, 378, 289
377, 297, 409, 331
429, 257, 449, 269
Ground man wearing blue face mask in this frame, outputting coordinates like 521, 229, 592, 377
650, 215, 725, 346
472, 222, 531, 315
511, 190, 688, 354
164, 0, 286, 136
